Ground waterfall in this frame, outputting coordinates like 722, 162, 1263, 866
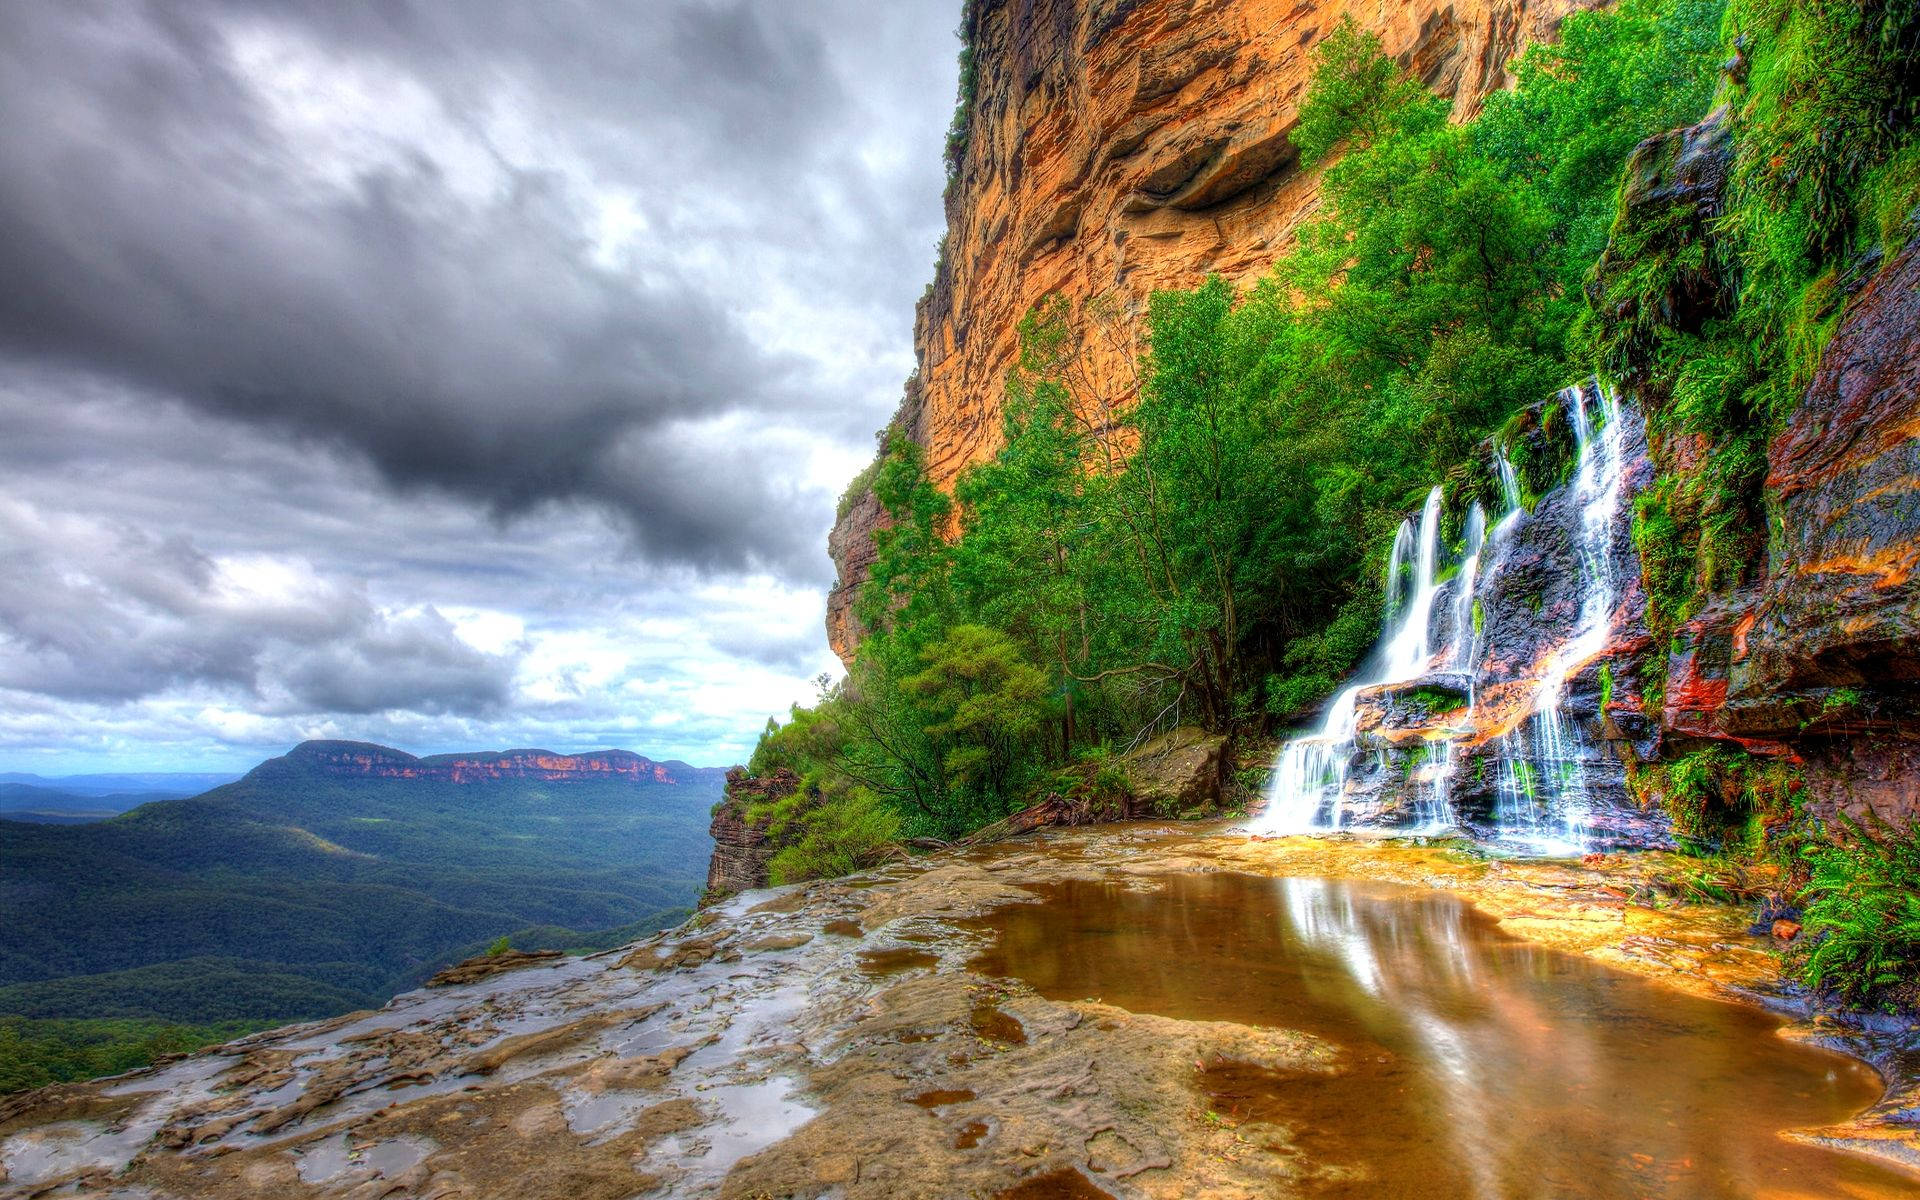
1253, 383, 1637, 853
1259, 486, 1446, 833
1446, 503, 1488, 675
1490, 382, 1628, 853
1494, 445, 1523, 515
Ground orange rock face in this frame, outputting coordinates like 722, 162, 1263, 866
829, 0, 1604, 663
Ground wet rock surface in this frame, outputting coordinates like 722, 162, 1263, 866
1284, 386, 1670, 850
4, 823, 1916, 1198
1654, 237, 1920, 825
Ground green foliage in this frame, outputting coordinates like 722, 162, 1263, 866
944, 5, 992, 182
1796, 815, 1920, 1008
0, 756, 716, 1086
776, 0, 1906, 875
1631, 479, 1701, 640
764, 786, 902, 886
486, 936, 512, 958
0, 1016, 271, 1096
904, 625, 1053, 818
1402, 686, 1468, 713
1643, 745, 1802, 854
1591, 0, 1920, 635
1290, 19, 1435, 166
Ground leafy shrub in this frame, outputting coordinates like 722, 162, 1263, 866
764, 785, 902, 886
1640, 745, 1803, 855
1795, 816, 1920, 1008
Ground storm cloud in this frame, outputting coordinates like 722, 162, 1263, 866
0, 1, 955, 771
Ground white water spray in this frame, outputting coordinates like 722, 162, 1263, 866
1259, 487, 1447, 832
1255, 383, 1636, 852
1492, 383, 1629, 853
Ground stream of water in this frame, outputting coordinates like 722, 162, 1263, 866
1257, 382, 1631, 852
969, 872, 1908, 1199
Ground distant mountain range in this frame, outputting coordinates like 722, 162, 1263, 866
0, 769, 240, 796
0, 739, 725, 1089
0, 771, 242, 825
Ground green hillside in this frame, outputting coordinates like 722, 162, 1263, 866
0, 740, 722, 1090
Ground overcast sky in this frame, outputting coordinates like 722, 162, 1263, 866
0, 1, 957, 773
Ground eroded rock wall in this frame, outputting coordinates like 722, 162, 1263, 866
704, 768, 797, 898
829, 0, 1605, 662
1664, 236, 1920, 826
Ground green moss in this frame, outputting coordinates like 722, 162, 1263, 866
1641, 745, 1804, 857
1402, 685, 1468, 713
1631, 480, 1701, 643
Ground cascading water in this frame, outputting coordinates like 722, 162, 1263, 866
1494, 446, 1523, 516
1253, 382, 1639, 853
1260, 487, 1447, 833
1491, 382, 1629, 853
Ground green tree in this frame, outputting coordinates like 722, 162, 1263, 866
902, 625, 1053, 826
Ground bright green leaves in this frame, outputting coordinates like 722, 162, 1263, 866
904, 625, 1053, 806
1291, 19, 1441, 167
1797, 815, 1920, 1007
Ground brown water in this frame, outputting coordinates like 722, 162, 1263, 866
967, 873, 1916, 1200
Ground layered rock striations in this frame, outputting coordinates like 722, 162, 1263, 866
704, 767, 797, 898
828, 0, 1606, 662
1662, 235, 1920, 826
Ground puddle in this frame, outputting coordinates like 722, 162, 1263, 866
954, 1119, 990, 1149
995, 1167, 1116, 1199
857, 947, 940, 976
822, 919, 865, 938
908, 1088, 976, 1108
968, 1002, 1026, 1046
968, 872, 1916, 1199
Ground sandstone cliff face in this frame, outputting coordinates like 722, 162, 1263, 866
1664, 235, 1920, 825
828, 0, 1605, 662
704, 767, 798, 898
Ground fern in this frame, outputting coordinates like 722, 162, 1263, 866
1796, 815, 1920, 1006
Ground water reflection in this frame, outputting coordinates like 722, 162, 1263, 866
967, 874, 1910, 1199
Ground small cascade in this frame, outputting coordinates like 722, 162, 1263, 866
1260, 487, 1447, 832
1490, 383, 1629, 852
1253, 382, 1647, 852
1494, 446, 1523, 515
1446, 503, 1488, 676
1379, 487, 1445, 679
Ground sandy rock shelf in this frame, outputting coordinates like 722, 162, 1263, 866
2, 824, 1916, 1199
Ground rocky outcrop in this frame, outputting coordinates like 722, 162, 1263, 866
4, 831, 1913, 1197
1663, 235, 1920, 826
828, 0, 1606, 663
425, 948, 564, 988
1121, 725, 1231, 815
256, 740, 722, 788
704, 768, 796, 898
1587, 107, 1736, 379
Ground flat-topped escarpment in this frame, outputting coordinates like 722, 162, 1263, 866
255, 740, 724, 788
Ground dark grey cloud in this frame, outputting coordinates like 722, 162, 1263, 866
0, 0, 951, 576
0, 1, 955, 771
0, 486, 517, 713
